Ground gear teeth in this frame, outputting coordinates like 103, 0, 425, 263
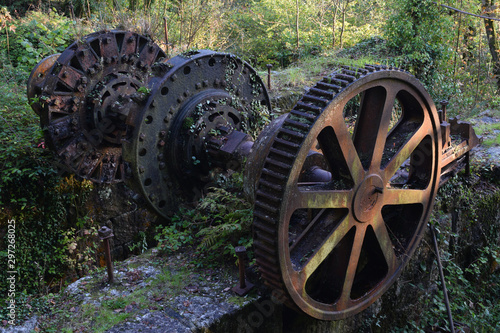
255, 200, 279, 215
302, 94, 329, 106
289, 110, 316, 123
284, 118, 311, 132
254, 210, 276, 224
256, 189, 281, 203
364, 65, 377, 72
317, 81, 342, 92
295, 101, 323, 114
261, 168, 287, 181
253, 64, 429, 318
278, 127, 306, 140
309, 87, 335, 99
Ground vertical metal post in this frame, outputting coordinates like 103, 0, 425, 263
164, 17, 169, 58
430, 225, 455, 333
266, 64, 273, 90
440, 100, 449, 122
237, 248, 246, 289
232, 246, 254, 296
98, 226, 114, 284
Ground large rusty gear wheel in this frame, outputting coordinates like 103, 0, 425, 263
122, 50, 270, 218
34, 30, 166, 183
253, 66, 441, 320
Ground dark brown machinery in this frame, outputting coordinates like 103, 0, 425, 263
28, 31, 480, 321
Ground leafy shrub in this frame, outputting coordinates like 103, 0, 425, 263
0, 9, 76, 71
384, 0, 453, 87
0, 33, 96, 298
155, 185, 253, 265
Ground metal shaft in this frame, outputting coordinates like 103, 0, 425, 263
236, 246, 247, 289
232, 246, 254, 296
98, 226, 114, 284
430, 225, 455, 333
266, 64, 273, 90
103, 238, 114, 283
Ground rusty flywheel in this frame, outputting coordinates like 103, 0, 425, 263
252, 66, 442, 320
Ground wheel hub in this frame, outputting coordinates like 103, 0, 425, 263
353, 174, 384, 223
31, 30, 166, 183
89, 74, 142, 145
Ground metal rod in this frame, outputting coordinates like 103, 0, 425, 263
103, 238, 114, 283
430, 224, 455, 333
433, 2, 500, 22
465, 151, 470, 176
98, 226, 114, 284
440, 100, 448, 122
290, 208, 327, 252
266, 64, 273, 90
236, 246, 247, 289
232, 246, 254, 296
163, 17, 169, 57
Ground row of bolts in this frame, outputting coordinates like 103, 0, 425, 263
95, 64, 273, 289
98, 227, 252, 295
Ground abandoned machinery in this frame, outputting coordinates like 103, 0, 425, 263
28, 30, 480, 320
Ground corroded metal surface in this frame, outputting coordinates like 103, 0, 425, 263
34, 30, 166, 183
439, 116, 481, 184
252, 66, 442, 320
121, 50, 270, 218
27, 53, 60, 115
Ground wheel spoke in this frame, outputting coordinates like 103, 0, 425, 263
383, 188, 427, 205
338, 225, 366, 306
301, 216, 353, 281
370, 88, 397, 170
319, 116, 365, 184
352, 86, 396, 171
294, 186, 352, 209
383, 122, 430, 182
372, 212, 398, 272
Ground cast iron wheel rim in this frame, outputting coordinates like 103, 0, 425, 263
27, 53, 60, 115
123, 50, 270, 218
253, 66, 441, 320
36, 30, 166, 183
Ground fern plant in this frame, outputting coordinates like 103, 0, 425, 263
154, 187, 253, 263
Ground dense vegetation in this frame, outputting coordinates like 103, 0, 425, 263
1, 0, 500, 330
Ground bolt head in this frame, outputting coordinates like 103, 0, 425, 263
234, 246, 246, 254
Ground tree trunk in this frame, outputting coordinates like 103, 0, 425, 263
482, 0, 500, 93
340, 0, 350, 49
296, 0, 300, 51
179, 0, 184, 50
332, 0, 339, 48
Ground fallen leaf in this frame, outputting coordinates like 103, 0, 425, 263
183, 300, 191, 307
